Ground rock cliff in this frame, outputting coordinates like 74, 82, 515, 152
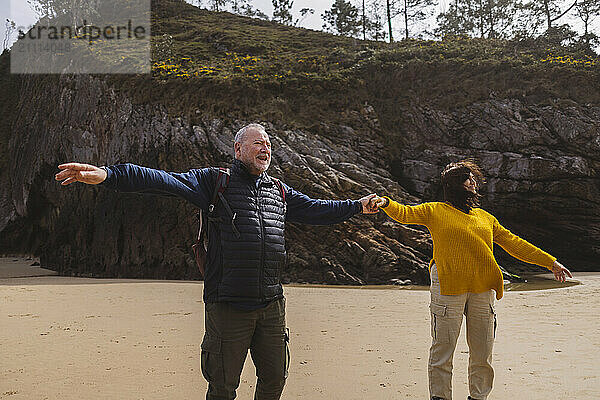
1, 1, 598, 285
0, 73, 433, 284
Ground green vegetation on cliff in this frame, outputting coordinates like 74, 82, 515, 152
3, 0, 600, 163
114, 0, 600, 128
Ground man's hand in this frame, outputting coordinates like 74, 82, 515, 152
551, 260, 573, 282
55, 163, 107, 186
360, 193, 380, 214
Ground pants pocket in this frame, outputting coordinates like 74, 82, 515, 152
284, 327, 290, 379
201, 334, 224, 385
430, 302, 449, 344
489, 304, 497, 341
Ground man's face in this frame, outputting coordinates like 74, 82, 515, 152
234, 128, 272, 175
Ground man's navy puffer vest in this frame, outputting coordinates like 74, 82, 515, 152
203, 160, 286, 305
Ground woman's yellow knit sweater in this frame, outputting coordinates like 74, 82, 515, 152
381, 199, 556, 299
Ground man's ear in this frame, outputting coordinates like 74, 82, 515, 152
234, 142, 241, 158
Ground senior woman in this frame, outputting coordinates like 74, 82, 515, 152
372, 160, 572, 400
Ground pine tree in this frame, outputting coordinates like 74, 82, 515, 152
398, 0, 437, 39
27, 0, 58, 19
436, 2, 474, 37
295, 8, 315, 27
437, 0, 519, 39
322, 0, 362, 37
362, 0, 367, 40
386, 0, 394, 41
367, 0, 388, 40
210, 0, 228, 12
520, 0, 578, 31
241, 3, 269, 19
231, 0, 245, 13
354, 0, 389, 41
273, 0, 294, 25
575, 0, 600, 48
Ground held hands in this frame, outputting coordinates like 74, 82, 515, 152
359, 194, 387, 214
551, 260, 573, 282
55, 163, 107, 185
372, 196, 388, 209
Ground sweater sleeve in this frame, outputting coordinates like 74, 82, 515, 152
492, 217, 556, 270
380, 197, 433, 227
101, 163, 215, 211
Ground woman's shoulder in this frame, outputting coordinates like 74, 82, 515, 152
420, 202, 449, 215
425, 201, 456, 210
428, 201, 446, 208
413, 201, 444, 210
472, 207, 497, 220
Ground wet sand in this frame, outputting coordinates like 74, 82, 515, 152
1, 257, 598, 399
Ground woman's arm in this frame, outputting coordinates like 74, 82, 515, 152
375, 196, 433, 226
493, 218, 573, 280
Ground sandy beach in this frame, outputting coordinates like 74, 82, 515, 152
1, 257, 598, 399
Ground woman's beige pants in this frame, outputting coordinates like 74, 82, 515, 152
428, 263, 497, 400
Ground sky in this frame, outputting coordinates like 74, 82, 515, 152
0, 0, 596, 51
1, 1, 40, 51
248, 0, 449, 32
250, 0, 450, 36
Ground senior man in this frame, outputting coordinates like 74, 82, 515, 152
55, 123, 379, 400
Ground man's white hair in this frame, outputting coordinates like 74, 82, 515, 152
234, 123, 267, 144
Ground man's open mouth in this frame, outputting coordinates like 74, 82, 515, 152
257, 155, 269, 161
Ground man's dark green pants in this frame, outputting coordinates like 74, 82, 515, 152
201, 298, 290, 400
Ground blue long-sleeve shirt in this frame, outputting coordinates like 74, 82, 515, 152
101, 163, 363, 225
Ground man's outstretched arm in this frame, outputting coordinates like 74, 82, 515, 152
283, 182, 378, 225
55, 162, 214, 210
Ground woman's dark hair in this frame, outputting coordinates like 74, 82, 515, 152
440, 159, 485, 213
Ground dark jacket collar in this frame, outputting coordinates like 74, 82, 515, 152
232, 159, 272, 184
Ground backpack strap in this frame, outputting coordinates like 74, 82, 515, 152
196, 168, 230, 243
193, 168, 229, 276
208, 167, 230, 214
272, 177, 286, 203
206, 167, 240, 239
